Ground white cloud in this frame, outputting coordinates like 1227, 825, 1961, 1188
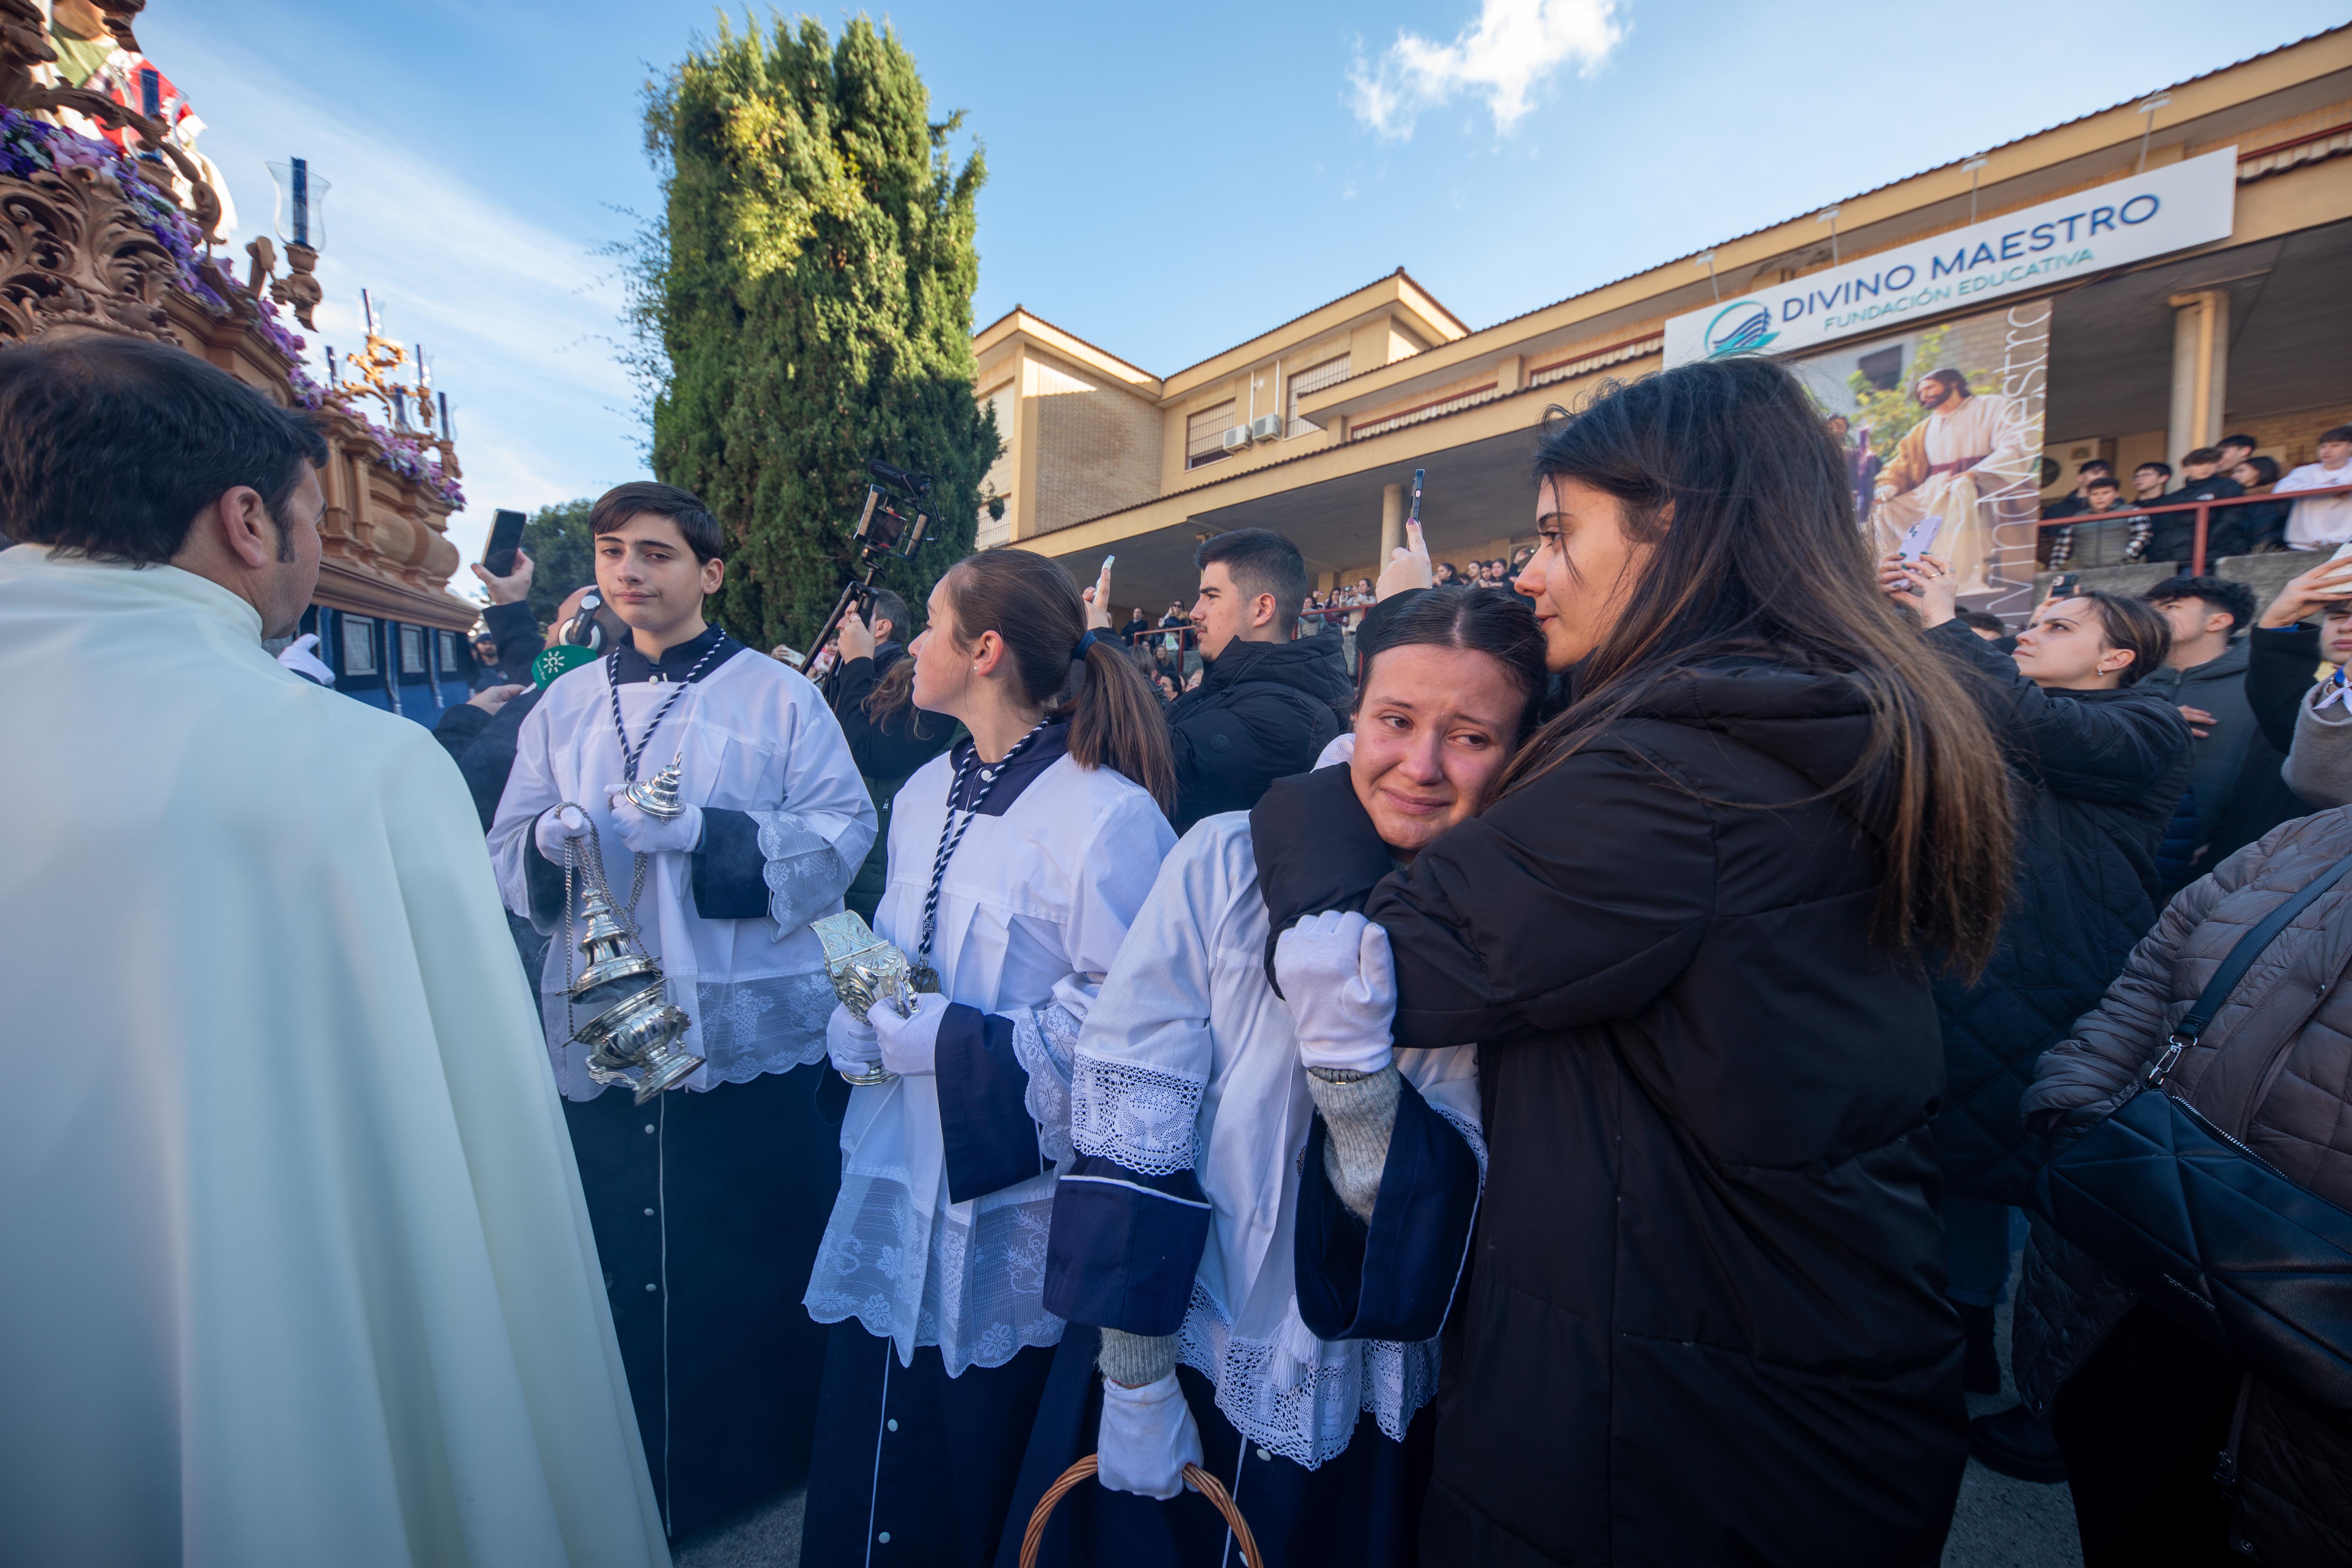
1350, 0, 1626, 139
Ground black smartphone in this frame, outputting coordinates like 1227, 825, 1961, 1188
482, 509, 527, 578
2042, 571, 2080, 606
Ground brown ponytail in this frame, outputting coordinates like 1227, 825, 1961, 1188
942, 551, 1177, 816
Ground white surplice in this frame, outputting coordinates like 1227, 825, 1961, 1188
1068, 813, 1484, 1465
0, 545, 667, 1568
804, 737, 1176, 1373
487, 650, 876, 1098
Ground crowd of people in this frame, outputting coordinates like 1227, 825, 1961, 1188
2040, 426, 2352, 568
13, 332, 2352, 1568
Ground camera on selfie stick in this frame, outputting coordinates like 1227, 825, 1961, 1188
776, 458, 934, 686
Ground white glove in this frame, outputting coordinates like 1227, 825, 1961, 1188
1273, 909, 1396, 1074
275, 632, 335, 686
826, 1002, 883, 1078
606, 788, 704, 855
534, 804, 593, 864
1096, 1372, 1203, 1500
872, 990, 950, 1077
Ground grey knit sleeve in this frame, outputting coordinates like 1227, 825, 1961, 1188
2284, 685, 2352, 810
1306, 1064, 1404, 1223
1097, 1326, 1180, 1388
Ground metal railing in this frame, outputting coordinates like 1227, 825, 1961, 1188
2037, 482, 2352, 575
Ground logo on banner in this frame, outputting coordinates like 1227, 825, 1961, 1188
1703, 301, 1776, 358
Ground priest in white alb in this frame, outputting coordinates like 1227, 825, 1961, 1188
0, 336, 667, 1566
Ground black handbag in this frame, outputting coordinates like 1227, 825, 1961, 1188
2034, 850, 2352, 1431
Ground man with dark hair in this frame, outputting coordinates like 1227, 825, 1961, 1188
1166, 527, 1349, 831
2140, 576, 2302, 888
0, 335, 667, 1562
2278, 426, 2352, 548
491, 478, 875, 1536
2217, 433, 2259, 470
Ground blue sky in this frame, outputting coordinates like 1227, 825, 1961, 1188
142, 1, 2343, 565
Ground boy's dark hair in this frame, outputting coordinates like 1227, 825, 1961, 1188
2070, 588, 2172, 686
2077, 459, 2113, 476
866, 587, 909, 638
2144, 574, 2256, 635
1194, 527, 1309, 619
2219, 433, 2258, 452
2136, 461, 2173, 478
2182, 447, 2223, 467
0, 335, 327, 564
2086, 476, 2121, 493
1953, 608, 2009, 635
590, 481, 724, 562
2323, 425, 2352, 446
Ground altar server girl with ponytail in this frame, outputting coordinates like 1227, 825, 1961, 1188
1002, 587, 1540, 1568
800, 548, 1178, 1567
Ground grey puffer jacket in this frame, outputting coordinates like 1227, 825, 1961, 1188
2014, 806, 2352, 1564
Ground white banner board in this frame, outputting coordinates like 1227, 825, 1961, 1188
1664, 147, 2238, 365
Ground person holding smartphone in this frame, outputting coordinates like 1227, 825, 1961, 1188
1883, 553, 2189, 1484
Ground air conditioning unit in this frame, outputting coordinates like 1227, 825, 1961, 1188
1222, 426, 1253, 453
1249, 414, 1282, 443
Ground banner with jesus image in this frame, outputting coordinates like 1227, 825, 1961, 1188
1789, 301, 2050, 622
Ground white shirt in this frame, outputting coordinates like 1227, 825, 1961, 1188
806, 737, 1175, 1373
2278, 459, 2352, 548
490, 649, 875, 1098
1069, 813, 1483, 1465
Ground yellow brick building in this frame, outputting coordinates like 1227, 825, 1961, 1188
978, 25, 2352, 611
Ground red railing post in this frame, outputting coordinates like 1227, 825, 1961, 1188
2191, 504, 2210, 575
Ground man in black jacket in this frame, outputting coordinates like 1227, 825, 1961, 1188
1164, 528, 1349, 833
826, 589, 955, 920
1888, 562, 2190, 1472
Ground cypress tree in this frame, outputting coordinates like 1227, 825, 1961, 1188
639, 14, 995, 652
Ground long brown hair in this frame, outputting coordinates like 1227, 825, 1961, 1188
1501, 357, 2014, 976
941, 550, 1177, 815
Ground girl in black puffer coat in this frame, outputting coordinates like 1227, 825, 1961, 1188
1350, 359, 2018, 1566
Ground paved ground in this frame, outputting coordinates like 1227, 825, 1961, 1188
1943, 1288, 2081, 1568
675, 1488, 804, 1568
676, 1278, 2083, 1567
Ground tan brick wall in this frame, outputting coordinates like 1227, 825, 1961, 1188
1031, 389, 1162, 534
2226, 401, 2352, 469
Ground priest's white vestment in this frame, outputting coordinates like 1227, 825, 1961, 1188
0, 545, 668, 1568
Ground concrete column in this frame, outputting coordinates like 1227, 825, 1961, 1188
2167, 290, 2230, 463
1380, 482, 1404, 562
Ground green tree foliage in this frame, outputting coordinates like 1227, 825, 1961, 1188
521, 498, 596, 625
638, 13, 998, 652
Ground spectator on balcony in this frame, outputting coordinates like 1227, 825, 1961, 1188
1432, 560, 1460, 586
2278, 425, 2352, 548
2229, 455, 2290, 553
2129, 462, 2172, 505
2040, 459, 2115, 521
2044, 478, 2149, 568
2139, 576, 2303, 889
2143, 449, 2246, 565
1120, 606, 1150, 645
2216, 432, 2259, 472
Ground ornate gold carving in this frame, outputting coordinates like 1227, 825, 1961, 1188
341, 318, 440, 436
0, 161, 177, 345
